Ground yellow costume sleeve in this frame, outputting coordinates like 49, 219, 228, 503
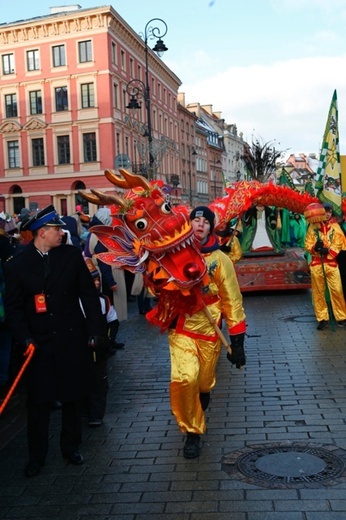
214, 250, 246, 333
226, 235, 242, 264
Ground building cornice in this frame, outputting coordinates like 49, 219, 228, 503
0, 6, 181, 90
0, 8, 107, 45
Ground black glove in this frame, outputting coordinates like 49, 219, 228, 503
227, 332, 246, 369
25, 338, 40, 354
315, 239, 326, 251
315, 240, 329, 255
220, 244, 232, 253
315, 239, 324, 251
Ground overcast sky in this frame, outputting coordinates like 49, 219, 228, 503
3, 0, 346, 158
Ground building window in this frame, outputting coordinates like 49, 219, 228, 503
55, 86, 68, 111
27, 49, 40, 71
113, 83, 118, 109
52, 45, 66, 67
57, 135, 70, 164
120, 50, 125, 71
32, 138, 44, 166
111, 42, 116, 64
5, 93, 17, 117
81, 83, 94, 108
2, 53, 14, 75
8, 140, 20, 168
78, 40, 92, 63
29, 90, 42, 115
83, 132, 96, 162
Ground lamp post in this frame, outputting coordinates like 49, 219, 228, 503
211, 155, 221, 200
126, 18, 168, 180
188, 145, 197, 208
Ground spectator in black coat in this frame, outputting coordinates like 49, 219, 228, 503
4, 205, 106, 478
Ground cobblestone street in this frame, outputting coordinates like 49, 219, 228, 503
1, 290, 346, 520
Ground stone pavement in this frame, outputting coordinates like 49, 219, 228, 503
1, 290, 346, 520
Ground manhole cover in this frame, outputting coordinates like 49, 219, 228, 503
222, 442, 346, 488
255, 451, 325, 477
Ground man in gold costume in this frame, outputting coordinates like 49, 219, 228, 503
168, 206, 246, 459
304, 202, 346, 330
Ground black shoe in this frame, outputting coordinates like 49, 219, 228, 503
317, 320, 329, 330
199, 392, 210, 411
108, 341, 125, 356
183, 433, 201, 459
25, 461, 42, 477
62, 451, 84, 465
337, 320, 346, 328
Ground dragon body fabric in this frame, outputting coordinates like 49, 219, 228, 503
80, 170, 318, 331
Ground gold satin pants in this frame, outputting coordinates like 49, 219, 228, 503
168, 329, 222, 435
310, 263, 346, 322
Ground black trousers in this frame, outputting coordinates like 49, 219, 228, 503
26, 399, 82, 464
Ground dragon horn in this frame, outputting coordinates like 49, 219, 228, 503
78, 189, 126, 209
90, 189, 126, 208
105, 168, 152, 191
78, 190, 103, 205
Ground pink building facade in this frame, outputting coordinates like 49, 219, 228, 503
0, 5, 181, 215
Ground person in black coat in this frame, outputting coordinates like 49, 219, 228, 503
4, 205, 106, 478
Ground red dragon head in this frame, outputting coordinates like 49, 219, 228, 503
79, 168, 207, 296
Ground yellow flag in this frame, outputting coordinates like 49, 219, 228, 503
316, 90, 342, 217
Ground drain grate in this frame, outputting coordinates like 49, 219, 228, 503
222, 442, 346, 488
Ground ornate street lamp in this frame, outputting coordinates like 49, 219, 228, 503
126, 79, 145, 111
126, 18, 168, 180
212, 155, 221, 200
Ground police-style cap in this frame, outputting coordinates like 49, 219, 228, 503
22, 204, 65, 231
189, 206, 215, 232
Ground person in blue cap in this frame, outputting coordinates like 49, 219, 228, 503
4, 204, 106, 477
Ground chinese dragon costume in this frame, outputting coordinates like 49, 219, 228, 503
79, 169, 318, 445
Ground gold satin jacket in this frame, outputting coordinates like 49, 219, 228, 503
175, 249, 246, 341
305, 221, 346, 267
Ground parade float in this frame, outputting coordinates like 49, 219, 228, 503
209, 180, 317, 292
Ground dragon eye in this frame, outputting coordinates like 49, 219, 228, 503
161, 201, 171, 214
135, 218, 148, 230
